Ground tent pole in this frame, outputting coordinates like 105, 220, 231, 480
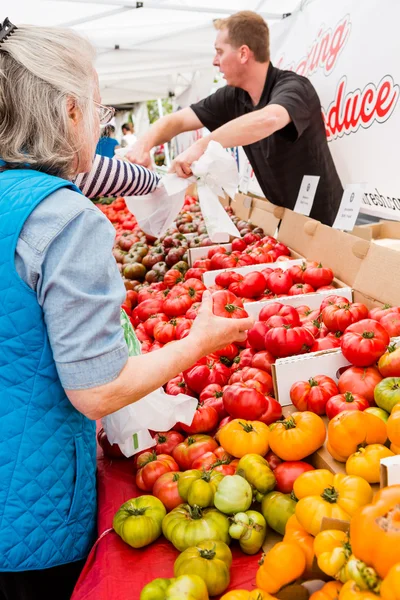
157, 98, 171, 168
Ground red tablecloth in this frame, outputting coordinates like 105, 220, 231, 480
71, 441, 260, 600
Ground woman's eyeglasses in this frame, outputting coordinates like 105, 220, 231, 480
94, 101, 115, 125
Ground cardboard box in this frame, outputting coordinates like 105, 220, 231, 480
202, 258, 304, 288
380, 456, 400, 487
187, 244, 231, 267
353, 220, 400, 251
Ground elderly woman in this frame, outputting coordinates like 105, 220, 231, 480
0, 19, 253, 599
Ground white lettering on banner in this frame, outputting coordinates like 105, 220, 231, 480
293, 175, 320, 216
323, 75, 400, 141
332, 183, 365, 230
275, 14, 352, 77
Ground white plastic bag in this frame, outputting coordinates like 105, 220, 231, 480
125, 141, 241, 241
102, 311, 197, 457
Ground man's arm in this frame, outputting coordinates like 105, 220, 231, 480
126, 108, 204, 168
171, 104, 291, 177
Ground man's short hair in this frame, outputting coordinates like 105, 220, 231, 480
215, 11, 270, 63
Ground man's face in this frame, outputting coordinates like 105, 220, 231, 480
213, 28, 243, 87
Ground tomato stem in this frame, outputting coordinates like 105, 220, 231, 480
188, 504, 203, 520
282, 417, 297, 430
362, 331, 375, 339
239, 421, 254, 433
321, 485, 339, 503
197, 547, 217, 560
156, 434, 166, 443
308, 378, 318, 387
344, 392, 355, 403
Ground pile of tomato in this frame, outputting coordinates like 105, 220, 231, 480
96, 196, 400, 600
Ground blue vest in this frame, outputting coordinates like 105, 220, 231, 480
0, 169, 97, 571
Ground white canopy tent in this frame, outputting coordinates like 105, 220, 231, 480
10, 0, 303, 105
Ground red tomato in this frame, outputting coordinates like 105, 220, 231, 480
230, 272, 267, 298
211, 290, 249, 319
184, 267, 207, 280
258, 395, 283, 425
135, 323, 152, 343
316, 285, 336, 292
259, 302, 300, 326
223, 383, 268, 420
153, 318, 180, 343
152, 471, 184, 511
251, 350, 275, 374
322, 302, 369, 332
137, 287, 163, 304
191, 451, 220, 471
303, 263, 334, 288
175, 318, 192, 339
248, 248, 274, 264
179, 404, 219, 434
289, 263, 307, 284
340, 319, 390, 367
165, 374, 197, 397
247, 321, 269, 351
240, 366, 274, 395
288, 283, 315, 295
380, 312, 400, 337
153, 430, 185, 455
231, 237, 248, 252
212, 343, 239, 362
163, 286, 194, 317
183, 356, 231, 394
320, 294, 351, 313
264, 325, 315, 358
201, 395, 228, 420
172, 434, 218, 470
199, 383, 224, 403
97, 428, 126, 459
185, 302, 201, 320
208, 246, 227, 259
265, 271, 293, 295
310, 337, 341, 352
274, 462, 315, 493
274, 242, 290, 257
243, 232, 262, 245
231, 348, 256, 371
265, 450, 283, 471
135, 298, 164, 321
215, 271, 243, 289
290, 375, 339, 415
192, 258, 211, 270
368, 305, 400, 322
163, 269, 185, 288
182, 278, 206, 303
143, 313, 169, 338
337, 366, 382, 405
135, 452, 179, 492
325, 392, 370, 419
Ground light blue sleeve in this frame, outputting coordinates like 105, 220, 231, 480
15, 188, 128, 390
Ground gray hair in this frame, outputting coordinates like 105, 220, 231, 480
0, 25, 97, 179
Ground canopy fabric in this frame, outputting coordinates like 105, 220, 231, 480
10, 0, 303, 104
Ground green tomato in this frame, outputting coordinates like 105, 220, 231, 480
374, 377, 400, 413
174, 540, 231, 596
140, 578, 172, 600
365, 406, 390, 422
214, 475, 252, 514
236, 454, 276, 495
162, 504, 230, 551
166, 575, 209, 600
113, 495, 166, 548
187, 471, 224, 508
229, 512, 249, 540
178, 470, 202, 501
237, 510, 267, 555
261, 491, 296, 535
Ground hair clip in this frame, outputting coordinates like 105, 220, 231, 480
0, 18, 17, 44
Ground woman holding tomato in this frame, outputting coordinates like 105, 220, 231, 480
0, 19, 254, 600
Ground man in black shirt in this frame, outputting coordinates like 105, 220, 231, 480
127, 11, 343, 225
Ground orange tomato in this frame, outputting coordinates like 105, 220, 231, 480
283, 515, 314, 576
269, 411, 326, 461
380, 562, 400, 600
327, 410, 387, 462
256, 541, 306, 594
350, 485, 400, 578
387, 404, 400, 447
310, 581, 343, 600
219, 419, 269, 458
339, 580, 380, 600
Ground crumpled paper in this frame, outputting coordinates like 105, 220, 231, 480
125, 141, 241, 241
102, 311, 197, 457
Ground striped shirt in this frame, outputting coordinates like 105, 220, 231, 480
74, 154, 159, 199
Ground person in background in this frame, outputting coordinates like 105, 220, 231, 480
127, 10, 343, 226
121, 122, 137, 148
0, 18, 253, 600
96, 123, 120, 158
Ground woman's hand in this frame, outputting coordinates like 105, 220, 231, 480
188, 290, 254, 354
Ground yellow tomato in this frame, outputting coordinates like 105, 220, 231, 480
346, 444, 394, 483
339, 580, 380, 600
219, 419, 269, 458
309, 581, 343, 600
380, 563, 400, 600
314, 530, 351, 579
220, 590, 275, 600
256, 541, 306, 594
294, 470, 373, 536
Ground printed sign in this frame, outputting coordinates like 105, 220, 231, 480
293, 175, 320, 216
332, 183, 365, 230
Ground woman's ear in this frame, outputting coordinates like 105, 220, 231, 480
67, 96, 80, 126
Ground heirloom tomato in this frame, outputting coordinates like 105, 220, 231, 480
289, 262, 307, 284
350, 485, 400, 578
326, 392, 369, 420
380, 312, 400, 337
374, 377, 400, 412
153, 430, 184, 455
236, 453, 276, 495
369, 304, 400, 321
163, 286, 194, 317
153, 318, 180, 343
135, 452, 179, 492
303, 263, 334, 288
97, 428, 125, 459
309, 582, 343, 600
274, 461, 314, 493
247, 321, 269, 350
381, 563, 400, 600
162, 504, 230, 551
322, 303, 369, 332
256, 541, 306, 594
259, 302, 300, 326
220, 591, 273, 600
251, 350, 275, 374
289, 283, 315, 295
346, 444, 394, 483
135, 298, 164, 321
178, 469, 224, 508
229, 510, 267, 555
378, 342, 400, 377
219, 419, 269, 458
294, 469, 373, 536
212, 290, 249, 319
313, 529, 350, 580
387, 404, 400, 446
264, 325, 315, 358
172, 434, 218, 470
165, 374, 196, 397
261, 491, 297, 535
183, 356, 231, 394
290, 375, 339, 415
340, 319, 390, 367
174, 540, 232, 596
283, 514, 315, 577
327, 410, 387, 462
232, 272, 267, 298
140, 575, 209, 600
265, 271, 293, 295
338, 366, 382, 404
180, 403, 219, 435
142, 312, 169, 338
311, 337, 341, 352
214, 474, 253, 514
223, 383, 267, 420
113, 495, 166, 548
269, 411, 326, 461
152, 472, 184, 511
338, 581, 380, 600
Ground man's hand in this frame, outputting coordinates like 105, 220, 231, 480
170, 140, 207, 178
126, 142, 153, 168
